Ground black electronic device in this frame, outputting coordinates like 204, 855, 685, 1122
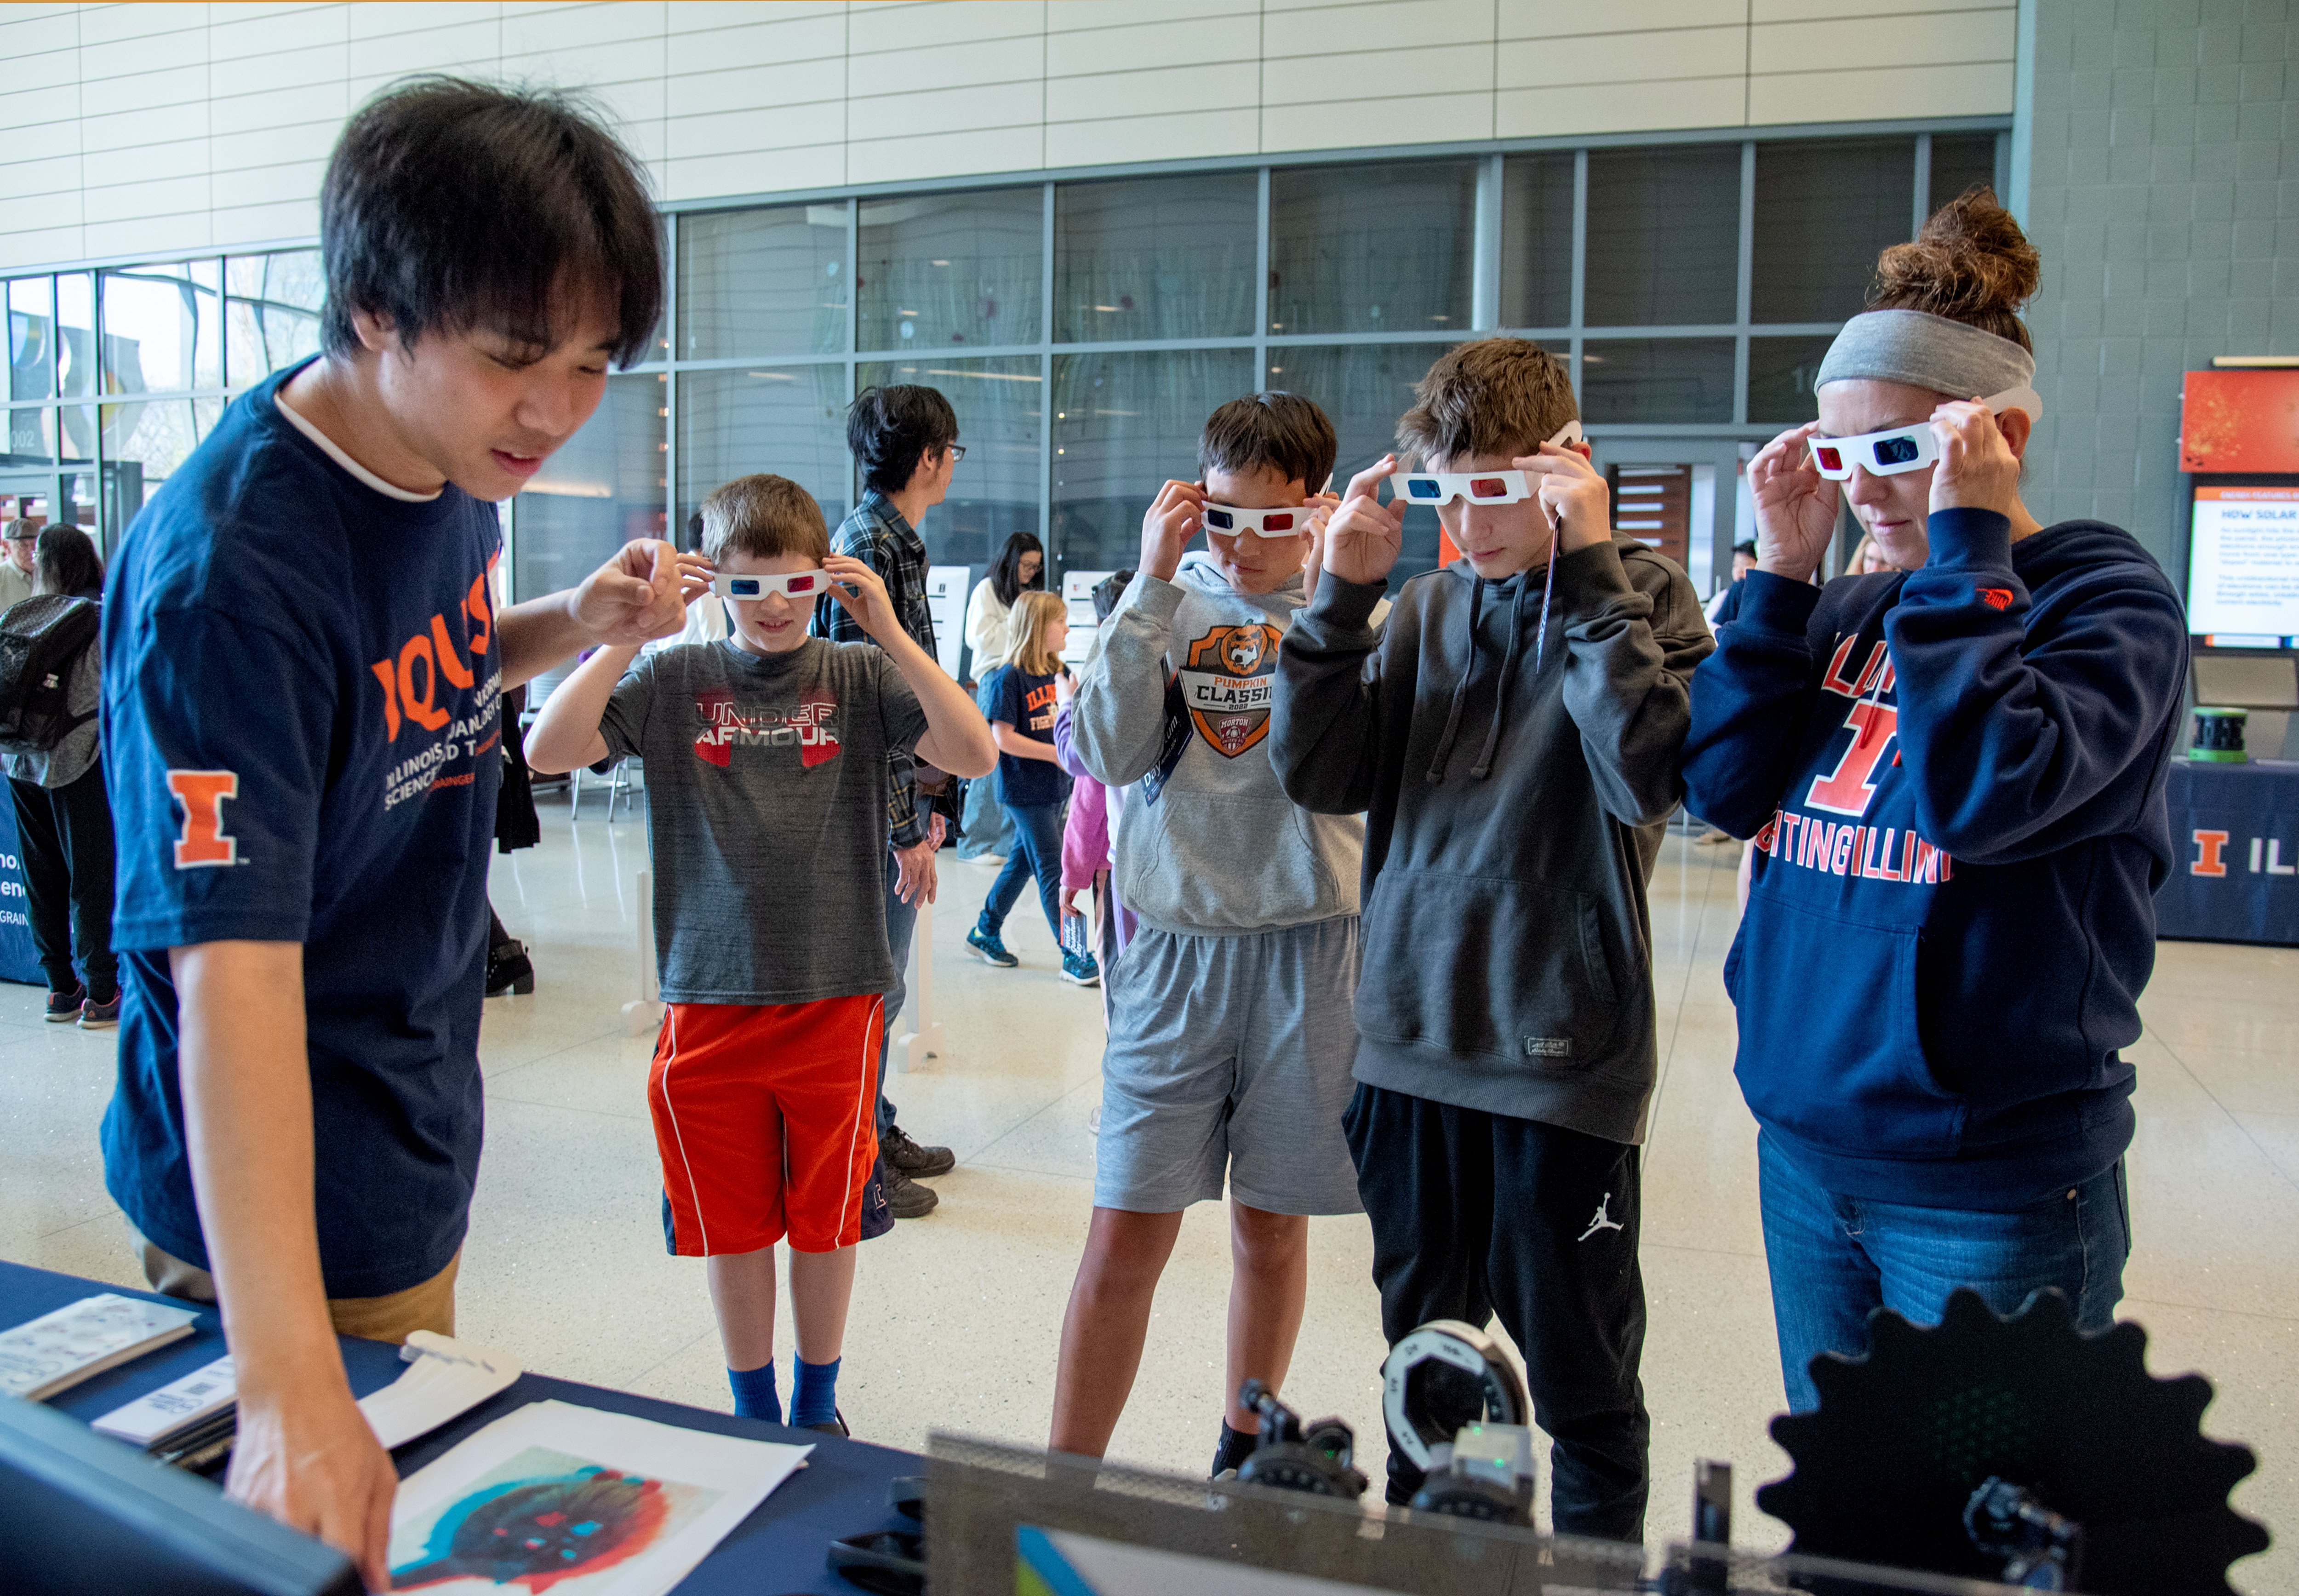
1760, 1287, 2269, 1595
828, 1527, 925, 1596
0, 1392, 360, 1596
1232, 1378, 1368, 1499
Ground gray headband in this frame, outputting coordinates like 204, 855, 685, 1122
1815, 309, 2038, 409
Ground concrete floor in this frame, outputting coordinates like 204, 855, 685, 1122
4, 786, 2292, 1586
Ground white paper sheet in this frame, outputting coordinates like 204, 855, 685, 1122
360, 1330, 522, 1451
385, 1399, 811, 1596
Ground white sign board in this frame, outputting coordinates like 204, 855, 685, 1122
2187, 486, 2299, 646
926, 564, 970, 679
1061, 569, 1115, 668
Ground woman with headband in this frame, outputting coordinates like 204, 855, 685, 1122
1679, 191, 2188, 1413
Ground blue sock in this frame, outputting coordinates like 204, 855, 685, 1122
790, 1356, 841, 1428
727, 1361, 780, 1424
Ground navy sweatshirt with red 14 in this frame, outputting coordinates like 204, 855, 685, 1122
1681, 508, 2189, 1210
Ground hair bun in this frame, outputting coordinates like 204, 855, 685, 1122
1869, 186, 2038, 349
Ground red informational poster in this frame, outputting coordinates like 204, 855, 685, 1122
2181, 370, 2299, 474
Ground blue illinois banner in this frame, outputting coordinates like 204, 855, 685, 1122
2156, 759, 2299, 946
0, 803, 47, 984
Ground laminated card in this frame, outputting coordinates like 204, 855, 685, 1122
386, 1399, 812, 1595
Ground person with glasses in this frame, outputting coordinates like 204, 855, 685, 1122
0, 518, 38, 612
1679, 189, 2185, 1413
810, 384, 965, 1221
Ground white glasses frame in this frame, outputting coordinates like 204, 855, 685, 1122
1806, 386, 2043, 481
1201, 502, 1319, 538
710, 570, 832, 600
1388, 420, 1588, 506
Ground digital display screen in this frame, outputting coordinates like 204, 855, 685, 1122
2187, 485, 2299, 647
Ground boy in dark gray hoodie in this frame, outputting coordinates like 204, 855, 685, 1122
1270, 340, 1711, 1539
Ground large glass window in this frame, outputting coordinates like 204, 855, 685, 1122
1272, 342, 1461, 581
1054, 172, 1256, 344
1747, 335, 1837, 424
677, 366, 851, 541
516, 373, 665, 601
103, 396, 220, 525
56, 274, 95, 399
7, 277, 54, 402
1583, 146, 1740, 327
1929, 132, 2001, 214
1051, 348, 1255, 574
102, 261, 223, 395
1500, 153, 1574, 331
679, 204, 847, 360
1269, 161, 1476, 337
858, 188, 1042, 354
1753, 138, 1914, 324
226, 252, 324, 381
857, 357, 1039, 572
1580, 338, 1736, 424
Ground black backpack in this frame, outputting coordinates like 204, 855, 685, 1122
0, 595, 100, 754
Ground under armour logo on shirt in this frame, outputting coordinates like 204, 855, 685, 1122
1578, 1193, 1624, 1242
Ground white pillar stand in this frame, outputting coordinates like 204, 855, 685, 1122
622, 868, 663, 1036
892, 894, 947, 1072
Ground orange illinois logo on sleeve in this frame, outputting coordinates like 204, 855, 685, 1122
166, 769, 241, 868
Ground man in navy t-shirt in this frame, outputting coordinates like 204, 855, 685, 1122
100, 80, 698, 1587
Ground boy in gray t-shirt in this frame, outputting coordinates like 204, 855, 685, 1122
526, 475, 994, 1437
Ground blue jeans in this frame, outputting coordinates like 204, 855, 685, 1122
980, 801, 1064, 943
1757, 1131, 2130, 1412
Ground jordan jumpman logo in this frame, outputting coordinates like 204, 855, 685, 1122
1578, 1193, 1624, 1242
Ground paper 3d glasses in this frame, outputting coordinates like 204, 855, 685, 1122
1201, 503, 1316, 538
1388, 421, 1587, 506
1806, 387, 2042, 481
710, 570, 835, 600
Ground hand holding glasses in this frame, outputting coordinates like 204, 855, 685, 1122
1388, 422, 1586, 506
1803, 387, 2040, 480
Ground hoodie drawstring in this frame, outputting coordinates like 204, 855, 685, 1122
1424, 576, 1484, 784
1467, 571, 1531, 780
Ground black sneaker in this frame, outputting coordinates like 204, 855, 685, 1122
806, 1409, 850, 1437
79, 992, 121, 1031
887, 1170, 940, 1218
45, 986, 85, 1023
882, 1126, 955, 1178
486, 941, 535, 997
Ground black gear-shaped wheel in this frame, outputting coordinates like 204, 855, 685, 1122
1758, 1287, 2268, 1593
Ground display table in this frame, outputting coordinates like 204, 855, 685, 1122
0, 1258, 920, 1594
2155, 757, 2299, 946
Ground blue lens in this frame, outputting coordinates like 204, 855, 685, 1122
731, 578, 761, 597
1407, 479, 1442, 499
1875, 435, 1921, 466
1205, 508, 1234, 529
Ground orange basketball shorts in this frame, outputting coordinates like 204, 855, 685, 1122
649, 994, 884, 1256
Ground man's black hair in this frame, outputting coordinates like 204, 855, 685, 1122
849, 385, 959, 498
1733, 540, 1759, 558
1091, 569, 1133, 624
989, 530, 1045, 609
1200, 392, 1338, 495
320, 77, 663, 367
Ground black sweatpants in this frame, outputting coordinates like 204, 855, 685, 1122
9, 765, 117, 999
1344, 1081, 1649, 1541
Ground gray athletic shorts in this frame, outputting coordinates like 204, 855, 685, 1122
1094, 916, 1364, 1216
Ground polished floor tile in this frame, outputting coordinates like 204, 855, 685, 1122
7, 796, 2292, 1587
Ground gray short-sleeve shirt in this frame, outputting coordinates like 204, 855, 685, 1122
599, 636, 928, 1005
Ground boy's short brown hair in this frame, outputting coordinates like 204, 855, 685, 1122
698, 475, 829, 565
1396, 339, 1577, 468
1199, 392, 1338, 496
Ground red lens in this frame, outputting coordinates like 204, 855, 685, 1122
1469, 477, 1508, 498
1262, 512, 1294, 531
785, 574, 817, 594
1813, 446, 1843, 472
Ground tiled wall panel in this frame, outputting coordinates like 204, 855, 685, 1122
0, 0, 2016, 271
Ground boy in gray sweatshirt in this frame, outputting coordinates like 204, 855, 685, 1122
1270, 341, 1711, 1539
1052, 393, 1374, 1477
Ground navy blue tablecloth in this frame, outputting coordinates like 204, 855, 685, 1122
1, 1258, 918, 1593
2155, 758, 2299, 947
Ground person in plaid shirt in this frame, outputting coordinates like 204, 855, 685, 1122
811, 384, 965, 1220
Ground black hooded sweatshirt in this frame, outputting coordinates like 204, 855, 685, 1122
1272, 537, 1713, 1143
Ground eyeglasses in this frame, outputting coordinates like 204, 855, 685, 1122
710, 571, 829, 600
1201, 503, 1315, 538
944, 444, 966, 463
1807, 386, 2042, 481
1388, 420, 1586, 505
